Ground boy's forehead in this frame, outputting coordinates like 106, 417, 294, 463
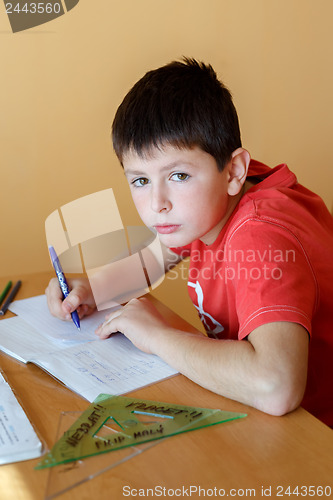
124, 143, 189, 161
123, 144, 212, 172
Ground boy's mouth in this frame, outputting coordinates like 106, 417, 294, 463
154, 224, 181, 234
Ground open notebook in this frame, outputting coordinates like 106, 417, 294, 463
0, 295, 178, 403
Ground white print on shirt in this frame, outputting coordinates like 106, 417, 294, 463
188, 280, 224, 339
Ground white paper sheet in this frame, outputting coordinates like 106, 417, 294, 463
9, 295, 120, 346
0, 372, 43, 464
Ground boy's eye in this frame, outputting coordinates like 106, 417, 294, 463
132, 177, 149, 187
170, 173, 189, 182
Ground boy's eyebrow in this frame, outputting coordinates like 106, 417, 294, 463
124, 161, 195, 176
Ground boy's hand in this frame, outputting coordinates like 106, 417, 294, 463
45, 277, 96, 321
95, 297, 170, 354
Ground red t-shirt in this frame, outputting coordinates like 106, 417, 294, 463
171, 160, 333, 427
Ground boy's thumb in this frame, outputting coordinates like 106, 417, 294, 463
62, 294, 80, 313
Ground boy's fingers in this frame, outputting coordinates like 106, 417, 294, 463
95, 321, 113, 339
62, 293, 80, 313
61, 283, 95, 313
46, 278, 95, 320
45, 278, 66, 319
77, 304, 94, 318
95, 310, 122, 338
45, 277, 63, 300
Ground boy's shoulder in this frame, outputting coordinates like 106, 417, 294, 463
232, 159, 332, 235
223, 159, 333, 259
244, 159, 298, 200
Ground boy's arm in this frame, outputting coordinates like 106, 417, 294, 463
96, 298, 309, 416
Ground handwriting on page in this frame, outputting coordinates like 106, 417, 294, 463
34, 335, 177, 402
73, 347, 156, 382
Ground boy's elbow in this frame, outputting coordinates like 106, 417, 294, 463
259, 393, 300, 417
254, 373, 305, 417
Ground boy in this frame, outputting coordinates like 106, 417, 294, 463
46, 58, 333, 426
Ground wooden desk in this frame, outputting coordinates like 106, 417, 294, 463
0, 273, 332, 500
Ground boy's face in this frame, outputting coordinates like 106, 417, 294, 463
123, 144, 239, 247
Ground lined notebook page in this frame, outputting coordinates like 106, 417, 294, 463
9, 295, 120, 345
35, 334, 178, 402
0, 316, 67, 362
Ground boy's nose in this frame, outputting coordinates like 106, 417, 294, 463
150, 187, 172, 213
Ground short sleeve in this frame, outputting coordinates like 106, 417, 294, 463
226, 220, 318, 339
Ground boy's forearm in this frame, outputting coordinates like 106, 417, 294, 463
150, 325, 304, 416
151, 327, 257, 405
95, 297, 308, 417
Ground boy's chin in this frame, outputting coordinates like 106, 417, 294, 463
157, 232, 193, 248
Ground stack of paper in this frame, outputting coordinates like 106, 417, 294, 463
0, 372, 43, 464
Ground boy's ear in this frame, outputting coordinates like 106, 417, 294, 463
227, 148, 251, 196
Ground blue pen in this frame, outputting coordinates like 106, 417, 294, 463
48, 246, 81, 331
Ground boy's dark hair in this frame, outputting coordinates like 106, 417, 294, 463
112, 57, 241, 171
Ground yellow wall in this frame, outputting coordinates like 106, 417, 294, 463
1, 0, 333, 326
